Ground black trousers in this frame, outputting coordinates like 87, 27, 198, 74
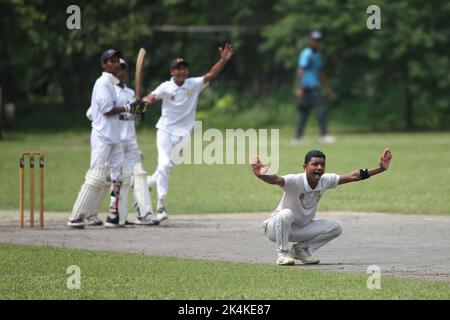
295, 88, 328, 139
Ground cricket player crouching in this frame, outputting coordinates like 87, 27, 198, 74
251, 148, 393, 266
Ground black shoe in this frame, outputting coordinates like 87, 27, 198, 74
67, 217, 85, 229
105, 214, 122, 228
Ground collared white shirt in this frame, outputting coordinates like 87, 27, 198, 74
90, 72, 121, 144
151, 76, 209, 136
115, 84, 136, 141
274, 173, 340, 227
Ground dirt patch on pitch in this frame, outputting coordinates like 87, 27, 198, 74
0, 210, 449, 282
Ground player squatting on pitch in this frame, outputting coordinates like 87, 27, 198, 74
142, 43, 234, 220
85, 58, 159, 226
68, 49, 147, 229
251, 148, 393, 265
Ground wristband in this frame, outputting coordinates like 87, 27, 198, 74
359, 169, 369, 180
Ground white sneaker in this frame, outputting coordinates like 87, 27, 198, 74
319, 135, 336, 144
276, 253, 295, 266
155, 207, 168, 222
87, 216, 103, 226
289, 242, 320, 264
135, 212, 159, 226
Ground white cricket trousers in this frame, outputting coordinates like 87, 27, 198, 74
108, 138, 142, 210
148, 129, 187, 200
90, 132, 124, 181
121, 138, 141, 174
263, 209, 342, 254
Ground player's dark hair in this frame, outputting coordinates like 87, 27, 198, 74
304, 150, 326, 164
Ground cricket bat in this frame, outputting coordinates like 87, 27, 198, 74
135, 48, 147, 99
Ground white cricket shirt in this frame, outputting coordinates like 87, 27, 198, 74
115, 85, 136, 142
151, 76, 208, 136
274, 173, 340, 227
90, 72, 121, 144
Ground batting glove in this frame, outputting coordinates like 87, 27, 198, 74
124, 99, 146, 114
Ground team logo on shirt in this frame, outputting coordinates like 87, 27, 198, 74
170, 88, 191, 101
299, 192, 321, 204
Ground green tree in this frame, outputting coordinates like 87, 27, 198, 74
260, 0, 449, 129
1, 0, 448, 130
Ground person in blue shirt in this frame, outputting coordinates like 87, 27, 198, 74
295, 31, 336, 144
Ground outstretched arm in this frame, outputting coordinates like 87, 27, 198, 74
338, 148, 393, 185
142, 93, 161, 105
203, 43, 234, 83
251, 155, 285, 187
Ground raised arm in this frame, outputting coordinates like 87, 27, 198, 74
338, 148, 393, 185
251, 155, 285, 187
203, 43, 234, 83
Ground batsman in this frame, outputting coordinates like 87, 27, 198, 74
84, 55, 157, 226
67, 49, 146, 228
252, 148, 393, 266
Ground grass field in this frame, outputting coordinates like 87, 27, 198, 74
0, 243, 448, 299
1, 128, 449, 215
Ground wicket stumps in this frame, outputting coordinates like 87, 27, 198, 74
19, 152, 44, 227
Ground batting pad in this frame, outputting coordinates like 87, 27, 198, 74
69, 166, 111, 221
133, 162, 153, 217
86, 183, 110, 219
118, 166, 131, 225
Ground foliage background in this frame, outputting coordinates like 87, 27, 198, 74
0, 0, 448, 133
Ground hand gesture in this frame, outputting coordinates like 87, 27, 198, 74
251, 155, 268, 176
296, 88, 304, 98
143, 94, 159, 104
379, 148, 393, 171
219, 43, 234, 61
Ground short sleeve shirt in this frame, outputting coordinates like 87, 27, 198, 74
151, 76, 209, 136
90, 72, 121, 144
298, 47, 322, 89
274, 173, 340, 227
